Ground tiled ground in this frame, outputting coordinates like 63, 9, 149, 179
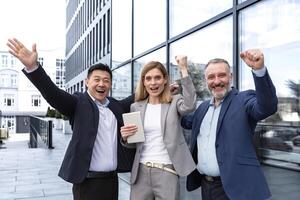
0, 130, 299, 200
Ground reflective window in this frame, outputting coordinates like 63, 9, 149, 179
112, 64, 132, 100
4, 94, 15, 107
10, 55, 17, 67
1, 55, 8, 68
239, 0, 300, 168
170, 0, 232, 37
170, 17, 233, 100
133, 48, 166, 90
134, 0, 166, 56
31, 95, 41, 107
10, 74, 17, 87
112, 0, 132, 66
1, 116, 15, 132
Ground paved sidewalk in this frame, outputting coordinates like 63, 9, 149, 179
0, 130, 299, 200
0, 131, 72, 200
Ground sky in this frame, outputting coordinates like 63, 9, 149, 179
0, 0, 66, 54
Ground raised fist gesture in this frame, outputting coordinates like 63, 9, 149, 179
240, 49, 264, 70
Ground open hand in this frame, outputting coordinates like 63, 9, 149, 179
120, 124, 138, 142
7, 38, 38, 70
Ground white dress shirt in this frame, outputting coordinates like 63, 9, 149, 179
88, 93, 118, 172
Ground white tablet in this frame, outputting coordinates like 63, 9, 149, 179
122, 111, 145, 143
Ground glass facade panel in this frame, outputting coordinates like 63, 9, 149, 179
133, 48, 166, 90
112, 0, 132, 67
170, 0, 232, 37
170, 17, 233, 100
239, 0, 300, 168
112, 64, 132, 100
134, 0, 166, 56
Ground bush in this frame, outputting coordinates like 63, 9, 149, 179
45, 107, 68, 120
45, 107, 56, 118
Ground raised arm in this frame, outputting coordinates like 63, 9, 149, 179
7, 38, 38, 70
7, 38, 77, 117
240, 49, 278, 120
175, 55, 189, 78
174, 55, 196, 115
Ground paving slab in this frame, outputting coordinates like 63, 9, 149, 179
0, 131, 299, 200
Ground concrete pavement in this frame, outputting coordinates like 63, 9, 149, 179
0, 130, 299, 200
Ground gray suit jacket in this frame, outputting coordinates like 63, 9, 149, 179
129, 76, 197, 184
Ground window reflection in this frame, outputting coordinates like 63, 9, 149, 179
133, 48, 166, 90
112, 0, 132, 65
112, 64, 132, 100
170, 17, 232, 100
170, 0, 232, 37
134, 0, 166, 56
239, 0, 300, 168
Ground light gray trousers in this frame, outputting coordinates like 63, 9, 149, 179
130, 164, 179, 200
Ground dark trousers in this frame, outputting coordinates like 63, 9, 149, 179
72, 172, 118, 200
201, 176, 229, 200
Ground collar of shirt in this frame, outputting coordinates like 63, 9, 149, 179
87, 90, 110, 107
209, 97, 224, 107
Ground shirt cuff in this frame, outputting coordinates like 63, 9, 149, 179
252, 66, 266, 77
23, 65, 39, 73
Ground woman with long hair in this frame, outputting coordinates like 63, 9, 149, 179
121, 56, 196, 200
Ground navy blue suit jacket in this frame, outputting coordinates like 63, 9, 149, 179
181, 70, 277, 200
23, 66, 135, 184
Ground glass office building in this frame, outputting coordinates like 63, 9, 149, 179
66, 0, 300, 172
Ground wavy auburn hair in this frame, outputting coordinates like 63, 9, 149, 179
135, 61, 172, 103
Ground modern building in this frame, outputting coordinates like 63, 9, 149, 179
65, 0, 300, 176
55, 58, 66, 89
0, 51, 65, 133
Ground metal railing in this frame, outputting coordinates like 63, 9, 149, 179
29, 116, 53, 149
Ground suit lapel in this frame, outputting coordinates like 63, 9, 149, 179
216, 88, 237, 138
161, 103, 170, 137
108, 101, 122, 124
84, 92, 99, 129
134, 100, 147, 151
135, 99, 147, 125
191, 101, 210, 152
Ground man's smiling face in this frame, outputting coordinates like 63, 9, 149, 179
205, 62, 232, 102
85, 70, 112, 103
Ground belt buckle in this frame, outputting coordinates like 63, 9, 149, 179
145, 162, 163, 169
153, 163, 164, 169
145, 162, 153, 168
205, 175, 214, 182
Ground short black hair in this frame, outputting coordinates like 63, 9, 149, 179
87, 63, 112, 79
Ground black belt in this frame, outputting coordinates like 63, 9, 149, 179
203, 175, 221, 182
86, 171, 117, 179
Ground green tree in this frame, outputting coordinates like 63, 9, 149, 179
45, 107, 56, 118
188, 62, 210, 100
45, 107, 68, 120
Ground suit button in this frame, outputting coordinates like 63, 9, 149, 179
215, 144, 219, 148
218, 161, 222, 166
